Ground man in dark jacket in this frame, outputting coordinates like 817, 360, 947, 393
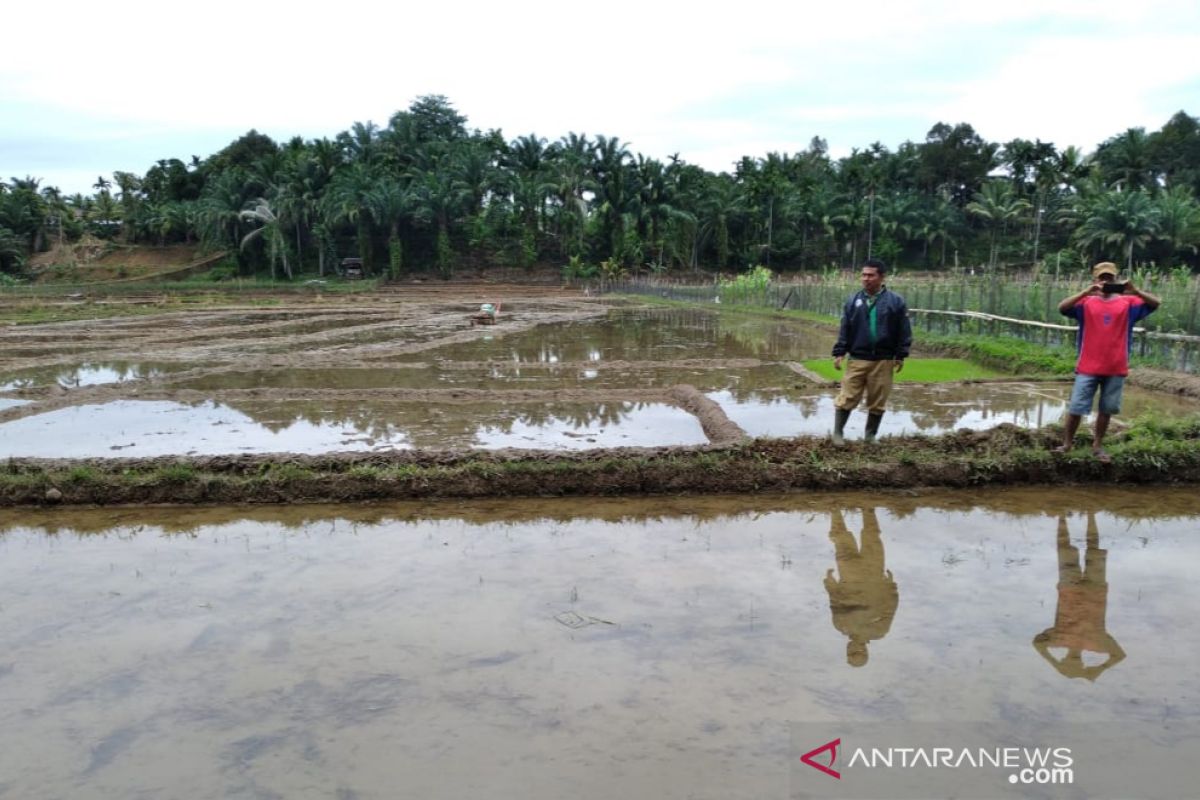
831, 259, 912, 444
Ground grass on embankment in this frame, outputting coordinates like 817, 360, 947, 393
629, 294, 1074, 380
801, 358, 1005, 383
4, 415, 1199, 507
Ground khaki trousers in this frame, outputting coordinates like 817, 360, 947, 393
835, 358, 895, 413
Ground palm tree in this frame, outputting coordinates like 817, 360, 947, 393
966, 180, 1030, 271
545, 133, 595, 258
633, 155, 680, 268
409, 167, 469, 277
1096, 128, 1158, 192
325, 162, 377, 273
89, 191, 122, 238
366, 179, 411, 278
240, 198, 292, 279
3, 178, 48, 252
0, 225, 24, 273
591, 135, 635, 262
1074, 189, 1160, 270
199, 170, 252, 267
1154, 187, 1200, 260
915, 198, 960, 267
112, 171, 143, 243
696, 176, 747, 270
830, 194, 869, 267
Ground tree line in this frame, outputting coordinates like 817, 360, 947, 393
2, 95, 1199, 279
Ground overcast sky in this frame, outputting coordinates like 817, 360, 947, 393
3, 0, 1199, 196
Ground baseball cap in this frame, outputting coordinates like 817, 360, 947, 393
1092, 262, 1119, 280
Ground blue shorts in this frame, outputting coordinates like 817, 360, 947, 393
1068, 373, 1125, 416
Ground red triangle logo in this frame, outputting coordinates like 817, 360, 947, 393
800, 737, 841, 779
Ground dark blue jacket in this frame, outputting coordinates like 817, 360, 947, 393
832, 287, 912, 360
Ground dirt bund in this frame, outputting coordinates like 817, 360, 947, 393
1129, 368, 1200, 400
5, 424, 1200, 508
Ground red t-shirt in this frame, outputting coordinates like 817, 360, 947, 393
1064, 295, 1152, 377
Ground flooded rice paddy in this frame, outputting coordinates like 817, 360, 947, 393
2, 488, 1197, 799
1, 295, 1193, 458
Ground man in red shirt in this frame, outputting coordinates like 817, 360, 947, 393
1056, 262, 1160, 462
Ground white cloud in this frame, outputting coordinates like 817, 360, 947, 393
933, 34, 1200, 149
4, 0, 1198, 193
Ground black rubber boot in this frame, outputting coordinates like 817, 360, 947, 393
864, 412, 884, 443
832, 408, 850, 446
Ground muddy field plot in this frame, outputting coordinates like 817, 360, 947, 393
0, 285, 1193, 459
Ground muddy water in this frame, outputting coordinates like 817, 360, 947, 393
173, 364, 800, 392
426, 307, 837, 363
0, 383, 1188, 458
0, 399, 709, 455
0, 361, 197, 390
1, 488, 1197, 799
0, 400, 413, 456
713, 383, 1192, 439
2, 304, 1194, 457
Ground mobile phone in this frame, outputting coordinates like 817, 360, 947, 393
1101, 282, 1126, 294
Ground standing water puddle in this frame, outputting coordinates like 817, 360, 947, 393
0, 361, 197, 390
425, 307, 837, 363
172, 364, 800, 392
711, 383, 1191, 438
1, 488, 1197, 799
1, 384, 1190, 456
2, 306, 1194, 455
0, 399, 709, 456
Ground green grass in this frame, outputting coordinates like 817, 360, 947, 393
802, 357, 1005, 383
919, 333, 1077, 375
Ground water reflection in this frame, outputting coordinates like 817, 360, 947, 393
426, 308, 836, 364
1033, 513, 1125, 681
0, 361, 194, 390
825, 508, 899, 667
0, 398, 709, 456
713, 384, 1191, 439
0, 490, 1198, 799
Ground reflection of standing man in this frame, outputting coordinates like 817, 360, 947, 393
831, 259, 912, 445
825, 508, 899, 667
1033, 513, 1125, 681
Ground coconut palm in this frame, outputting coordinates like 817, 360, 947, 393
199, 170, 253, 264
112, 171, 143, 243
240, 198, 292, 279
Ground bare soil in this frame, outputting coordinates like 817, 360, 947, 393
27, 239, 205, 282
